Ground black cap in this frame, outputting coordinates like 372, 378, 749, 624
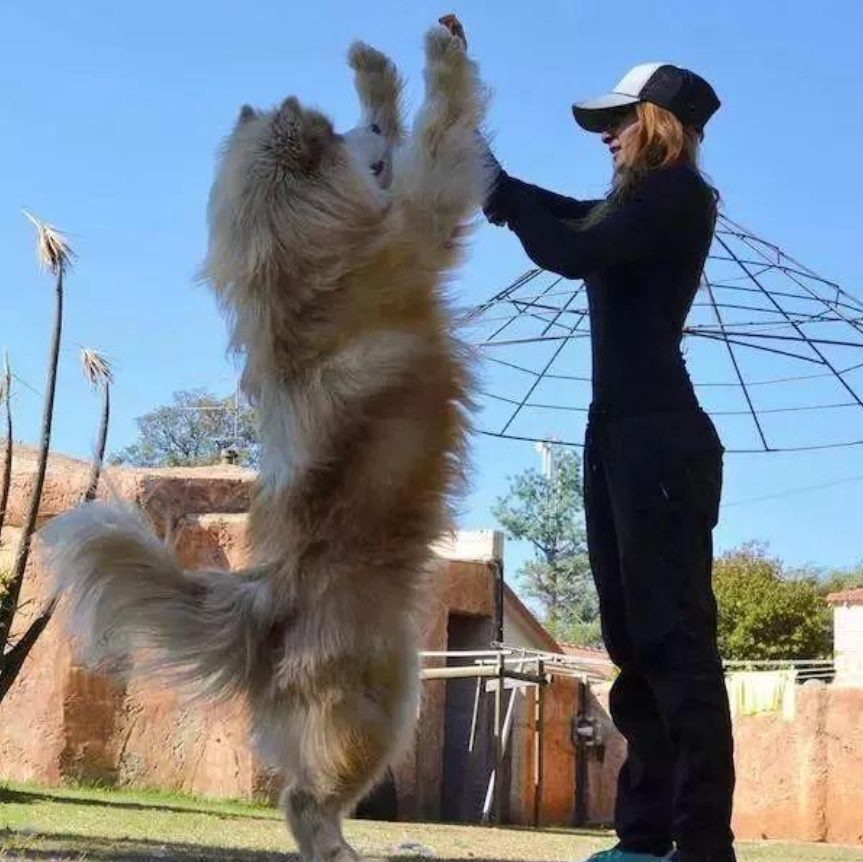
572, 62, 720, 133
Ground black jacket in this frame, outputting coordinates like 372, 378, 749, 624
486, 165, 717, 414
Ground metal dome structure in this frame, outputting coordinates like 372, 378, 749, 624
463, 214, 863, 454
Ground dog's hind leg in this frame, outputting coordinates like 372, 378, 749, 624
269, 667, 418, 862
283, 787, 358, 862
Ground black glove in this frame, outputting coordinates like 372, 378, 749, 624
483, 169, 519, 227
474, 134, 509, 226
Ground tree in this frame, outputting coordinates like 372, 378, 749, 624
493, 445, 599, 645
713, 542, 832, 661
817, 565, 863, 598
111, 388, 259, 468
0, 213, 72, 702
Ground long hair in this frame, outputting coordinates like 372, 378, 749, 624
578, 102, 711, 227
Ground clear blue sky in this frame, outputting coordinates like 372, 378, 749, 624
2, 0, 862, 574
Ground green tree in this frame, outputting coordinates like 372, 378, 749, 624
713, 542, 832, 661
493, 446, 599, 646
817, 565, 863, 598
111, 388, 259, 468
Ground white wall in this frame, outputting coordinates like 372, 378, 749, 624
503, 605, 548, 651
834, 604, 863, 685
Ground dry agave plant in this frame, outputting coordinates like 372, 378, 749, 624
22, 210, 75, 275
80, 348, 113, 389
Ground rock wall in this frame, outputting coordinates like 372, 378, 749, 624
585, 681, 863, 845
0, 451, 580, 826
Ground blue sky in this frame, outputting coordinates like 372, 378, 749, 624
2, 0, 862, 575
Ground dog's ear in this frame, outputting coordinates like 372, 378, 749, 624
272, 97, 335, 174
236, 104, 258, 127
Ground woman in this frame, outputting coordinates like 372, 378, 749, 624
443, 17, 735, 862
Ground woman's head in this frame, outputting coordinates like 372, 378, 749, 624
573, 62, 717, 177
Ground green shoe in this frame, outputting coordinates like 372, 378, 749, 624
584, 849, 674, 862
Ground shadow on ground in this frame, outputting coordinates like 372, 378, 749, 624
0, 787, 277, 823
1, 831, 293, 862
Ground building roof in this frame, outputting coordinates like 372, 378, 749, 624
559, 643, 616, 680
826, 587, 863, 606
503, 583, 562, 654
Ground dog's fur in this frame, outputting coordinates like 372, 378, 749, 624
38, 26, 490, 862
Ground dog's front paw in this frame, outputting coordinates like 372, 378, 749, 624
348, 41, 391, 74
424, 24, 464, 63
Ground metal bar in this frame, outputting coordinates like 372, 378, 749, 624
480, 652, 506, 825
702, 275, 770, 450
493, 561, 505, 645
494, 651, 505, 825
533, 660, 546, 828
736, 232, 863, 340
468, 676, 483, 754
574, 678, 589, 827
500, 290, 585, 434
481, 656, 526, 825
715, 234, 863, 410
488, 275, 564, 341
688, 330, 826, 365
476, 426, 863, 455
423, 665, 498, 680
462, 268, 542, 323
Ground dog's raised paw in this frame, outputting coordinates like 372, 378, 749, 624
424, 24, 462, 62
348, 41, 390, 73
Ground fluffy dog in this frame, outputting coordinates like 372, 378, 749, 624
39, 25, 490, 862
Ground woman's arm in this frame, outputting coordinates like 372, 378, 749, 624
504, 175, 600, 220
502, 166, 708, 278
485, 171, 600, 224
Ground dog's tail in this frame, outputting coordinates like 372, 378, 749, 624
39, 501, 276, 702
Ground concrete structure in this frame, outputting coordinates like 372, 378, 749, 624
827, 587, 863, 685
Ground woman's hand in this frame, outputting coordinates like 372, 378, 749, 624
484, 172, 519, 227
438, 14, 467, 48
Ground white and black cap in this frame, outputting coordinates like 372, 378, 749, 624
572, 62, 720, 133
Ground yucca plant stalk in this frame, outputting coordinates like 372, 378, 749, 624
0, 213, 73, 701
80, 348, 113, 502
0, 354, 12, 544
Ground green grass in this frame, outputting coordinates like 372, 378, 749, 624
1, 782, 861, 861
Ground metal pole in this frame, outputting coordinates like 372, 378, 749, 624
493, 651, 505, 824
533, 660, 546, 828
574, 678, 589, 826
493, 561, 505, 645
468, 676, 482, 753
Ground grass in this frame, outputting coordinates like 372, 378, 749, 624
1, 782, 861, 861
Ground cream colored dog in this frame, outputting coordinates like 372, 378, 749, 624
39, 25, 490, 862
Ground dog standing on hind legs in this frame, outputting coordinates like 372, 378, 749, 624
38, 24, 490, 862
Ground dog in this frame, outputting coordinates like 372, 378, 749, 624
39, 24, 490, 862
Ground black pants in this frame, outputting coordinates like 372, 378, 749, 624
584, 409, 736, 862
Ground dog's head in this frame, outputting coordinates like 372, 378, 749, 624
205, 96, 387, 288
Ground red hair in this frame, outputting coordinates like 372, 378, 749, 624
617, 101, 701, 176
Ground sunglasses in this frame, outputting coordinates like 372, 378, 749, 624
600, 106, 638, 134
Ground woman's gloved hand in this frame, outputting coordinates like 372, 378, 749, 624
483, 170, 513, 226
474, 135, 515, 226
